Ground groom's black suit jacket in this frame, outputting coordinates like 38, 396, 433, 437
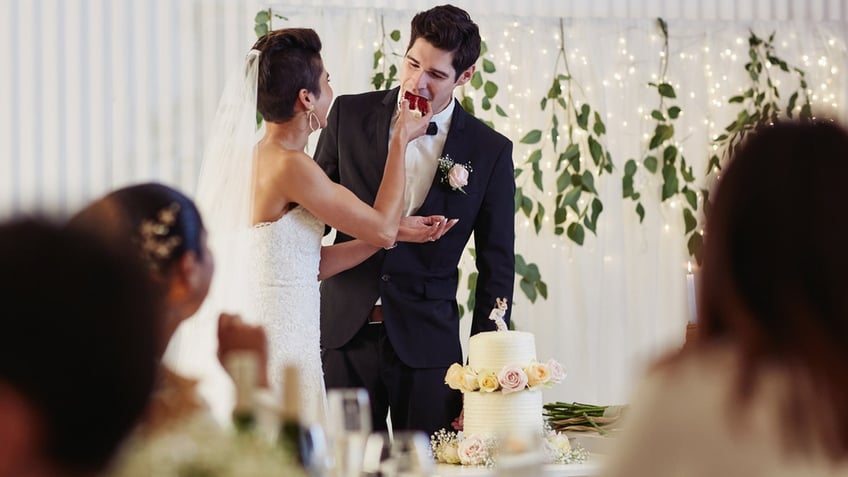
315, 88, 514, 368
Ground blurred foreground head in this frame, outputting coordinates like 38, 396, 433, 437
0, 219, 160, 477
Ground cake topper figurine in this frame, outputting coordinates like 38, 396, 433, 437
488, 297, 509, 331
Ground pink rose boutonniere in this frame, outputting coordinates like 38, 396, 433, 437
437, 154, 473, 193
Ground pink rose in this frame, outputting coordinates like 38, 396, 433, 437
448, 164, 469, 190
458, 434, 488, 465
546, 358, 567, 383
497, 365, 529, 394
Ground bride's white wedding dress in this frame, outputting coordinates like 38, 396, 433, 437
248, 206, 326, 424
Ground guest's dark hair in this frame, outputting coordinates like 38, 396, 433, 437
0, 219, 160, 473
407, 5, 481, 80
697, 120, 848, 457
252, 28, 324, 123
69, 182, 205, 275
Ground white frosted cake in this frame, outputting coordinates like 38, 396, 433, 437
461, 330, 544, 437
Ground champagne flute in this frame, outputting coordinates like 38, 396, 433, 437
327, 388, 371, 477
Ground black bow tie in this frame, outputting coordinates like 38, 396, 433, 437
426, 122, 438, 135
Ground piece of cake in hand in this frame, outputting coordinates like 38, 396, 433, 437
403, 90, 430, 118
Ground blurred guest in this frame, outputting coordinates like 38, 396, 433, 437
0, 219, 160, 477
603, 120, 848, 476
69, 183, 269, 433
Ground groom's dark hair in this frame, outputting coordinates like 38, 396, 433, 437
407, 5, 481, 80
253, 28, 324, 123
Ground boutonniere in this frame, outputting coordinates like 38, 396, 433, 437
437, 154, 473, 194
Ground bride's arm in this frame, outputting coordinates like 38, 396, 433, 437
286, 102, 432, 248
317, 215, 459, 280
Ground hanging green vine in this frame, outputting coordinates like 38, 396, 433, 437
623, 18, 699, 259
696, 29, 813, 262
371, 15, 402, 90
253, 8, 287, 38
517, 18, 612, 246
458, 41, 509, 128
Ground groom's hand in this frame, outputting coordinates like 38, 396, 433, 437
397, 215, 458, 243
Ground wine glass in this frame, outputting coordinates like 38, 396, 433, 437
391, 431, 433, 477
327, 388, 372, 477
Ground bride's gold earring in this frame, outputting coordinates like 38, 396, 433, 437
306, 105, 320, 133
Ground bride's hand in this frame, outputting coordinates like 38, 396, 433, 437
393, 98, 434, 142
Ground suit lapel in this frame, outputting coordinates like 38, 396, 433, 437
372, 89, 398, 183
416, 99, 471, 214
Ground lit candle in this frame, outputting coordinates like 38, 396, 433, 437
686, 262, 697, 323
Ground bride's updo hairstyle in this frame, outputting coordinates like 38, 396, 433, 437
252, 28, 324, 123
69, 183, 206, 276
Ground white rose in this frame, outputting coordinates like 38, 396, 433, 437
477, 370, 499, 392
445, 363, 465, 390
448, 164, 469, 190
458, 434, 488, 465
460, 368, 480, 392
546, 358, 567, 383
438, 440, 461, 464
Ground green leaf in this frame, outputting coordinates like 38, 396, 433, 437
581, 170, 597, 194
623, 175, 634, 199
657, 17, 668, 37
470, 71, 483, 89
684, 188, 698, 210
540, 97, 548, 110
576, 104, 591, 130
515, 253, 527, 272
567, 222, 585, 245
484, 81, 498, 98
663, 145, 678, 164
371, 73, 385, 90
483, 58, 496, 73
562, 186, 581, 212
514, 167, 524, 179
624, 159, 638, 176
661, 164, 679, 200
254, 23, 269, 38
643, 155, 658, 173
255, 10, 270, 24
593, 112, 606, 135
728, 95, 745, 103
514, 187, 522, 213
687, 232, 704, 262
526, 149, 542, 164
585, 197, 603, 233
520, 130, 543, 145
588, 136, 603, 166
532, 161, 543, 191
563, 143, 580, 161
683, 207, 697, 234
496, 105, 508, 117
480, 40, 489, 56
521, 196, 533, 217
461, 96, 475, 114
536, 280, 548, 299
554, 206, 567, 225
556, 171, 571, 193
658, 83, 676, 98
651, 110, 665, 121
390, 29, 401, 41
373, 50, 383, 69
481, 96, 491, 111
520, 279, 538, 303
533, 202, 545, 234
547, 78, 562, 99
636, 202, 645, 222
524, 263, 541, 282
467, 271, 478, 312
551, 114, 560, 150
667, 106, 681, 119
554, 226, 564, 235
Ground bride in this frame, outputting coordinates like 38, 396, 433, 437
167, 28, 440, 424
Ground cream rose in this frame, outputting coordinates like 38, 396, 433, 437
477, 370, 499, 392
448, 164, 469, 190
546, 358, 567, 383
525, 362, 551, 387
460, 368, 480, 392
445, 363, 465, 390
458, 434, 488, 465
497, 365, 529, 394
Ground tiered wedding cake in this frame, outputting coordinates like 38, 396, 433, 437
462, 330, 544, 437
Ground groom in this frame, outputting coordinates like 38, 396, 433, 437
315, 4, 514, 435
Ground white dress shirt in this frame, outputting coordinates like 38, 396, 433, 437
390, 98, 456, 216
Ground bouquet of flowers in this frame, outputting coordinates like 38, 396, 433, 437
430, 426, 589, 467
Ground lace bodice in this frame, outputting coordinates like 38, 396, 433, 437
247, 206, 326, 424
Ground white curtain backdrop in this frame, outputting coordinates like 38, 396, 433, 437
2, 0, 847, 406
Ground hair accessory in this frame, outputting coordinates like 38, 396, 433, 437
138, 202, 183, 272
